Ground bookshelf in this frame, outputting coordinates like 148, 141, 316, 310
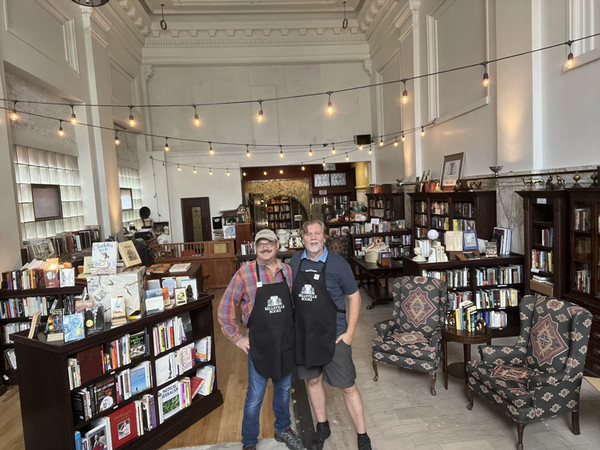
267, 197, 292, 230
12, 294, 222, 450
0, 285, 84, 385
403, 254, 525, 337
565, 188, 600, 376
366, 193, 405, 221
409, 191, 496, 246
349, 230, 412, 260
517, 190, 569, 298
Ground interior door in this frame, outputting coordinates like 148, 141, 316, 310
181, 197, 211, 242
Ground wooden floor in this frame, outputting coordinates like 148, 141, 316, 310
0, 288, 275, 450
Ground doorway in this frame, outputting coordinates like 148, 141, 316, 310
181, 197, 211, 242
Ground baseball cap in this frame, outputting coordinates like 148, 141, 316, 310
254, 229, 278, 244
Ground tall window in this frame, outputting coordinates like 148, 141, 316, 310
14, 146, 84, 240
119, 167, 142, 230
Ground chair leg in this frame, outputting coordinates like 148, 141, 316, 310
466, 386, 474, 410
572, 410, 581, 435
372, 359, 379, 382
430, 372, 436, 396
516, 422, 526, 450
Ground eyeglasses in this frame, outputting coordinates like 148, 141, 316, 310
256, 241, 277, 249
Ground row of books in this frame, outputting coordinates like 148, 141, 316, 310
540, 227, 554, 247
74, 392, 155, 450
22, 228, 99, 262
475, 288, 520, 309
452, 218, 476, 232
156, 342, 195, 386
430, 216, 450, 230
152, 315, 192, 355
492, 227, 512, 255
1, 321, 30, 344
430, 201, 449, 215
422, 268, 471, 288
447, 291, 473, 310
72, 362, 151, 423
0, 295, 57, 319
4, 348, 16, 369
574, 269, 590, 294
474, 265, 523, 286
157, 372, 210, 425
573, 207, 591, 232
449, 308, 508, 331
454, 202, 475, 218
531, 249, 553, 273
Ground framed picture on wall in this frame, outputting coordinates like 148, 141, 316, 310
440, 152, 464, 191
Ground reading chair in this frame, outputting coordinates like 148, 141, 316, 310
372, 276, 447, 395
466, 295, 592, 450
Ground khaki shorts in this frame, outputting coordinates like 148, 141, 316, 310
296, 340, 356, 389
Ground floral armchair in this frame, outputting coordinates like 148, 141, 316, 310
372, 276, 447, 395
466, 295, 592, 450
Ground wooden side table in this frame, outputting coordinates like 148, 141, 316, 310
442, 326, 492, 389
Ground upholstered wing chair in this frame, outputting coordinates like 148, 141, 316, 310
466, 295, 592, 450
372, 276, 447, 395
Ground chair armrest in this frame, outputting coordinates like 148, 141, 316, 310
374, 320, 397, 337
429, 329, 442, 348
478, 345, 527, 364
528, 370, 573, 389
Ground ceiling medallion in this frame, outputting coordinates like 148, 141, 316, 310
72, 0, 109, 7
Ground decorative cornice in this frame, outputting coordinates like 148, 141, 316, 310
362, 59, 373, 77
113, 0, 152, 36
90, 9, 112, 33
144, 35, 366, 47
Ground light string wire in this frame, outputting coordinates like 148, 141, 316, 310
2, 32, 597, 166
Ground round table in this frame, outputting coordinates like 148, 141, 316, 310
442, 326, 492, 389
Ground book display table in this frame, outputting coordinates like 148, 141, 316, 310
442, 326, 492, 389
351, 257, 403, 309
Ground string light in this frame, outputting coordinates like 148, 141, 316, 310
345, 153, 349, 161
193, 105, 201, 126
246, 144, 251, 158
257, 100, 264, 122
70, 105, 78, 125
243, 171, 247, 176
209, 167, 213, 175
264, 170, 267, 175
368, 145, 372, 155
114, 131, 120, 146
164, 137, 170, 152
279, 169, 284, 174
128, 105, 136, 127
327, 91, 333, 115
10, 101, 18, 121
331, 143, 336, 154
209, 142, 214, 155
401, 79, 408, 104
57, 120, 65, 136
394, 137, 398, 147
301, 165, 306, 171
566, 41, 575, 68
482, 62, 489, 87
379, 137, 384, 147
308, 145, 313, 157
421, 126, 425, 136
177, 164, 182, 172
279, 145, 284, 158
193, 166, 197, 174
322, 158, 326, 167
226, 168, 230, 176
401, 132, 406, 142
358, 144, 363, 151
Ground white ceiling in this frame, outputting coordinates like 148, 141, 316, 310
141, 0, 363, 16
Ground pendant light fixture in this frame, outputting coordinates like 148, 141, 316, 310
71, 0, 109, 6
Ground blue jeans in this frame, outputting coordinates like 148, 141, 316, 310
241, 356, 292, 446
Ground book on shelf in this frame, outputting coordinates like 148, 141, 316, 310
108, 401, 138, 448
146, 278, 161, 290
157, 381, 182, 424
195, 364, 215, 396
174, 287, 187, 306
77, 345, 105, 384
161, 277, 177, 300
156, 353, 178, 386
84, 306, 105, 334
45, 308, 64, 341
84, 420, 110, 450
91, 416, 113, 450
64, 312, 85, 343
118, 240, 142, 268
180, 278, 198, 300
94, 375, 117, 412
492, 227, 512, 255
59, 267, 75, 287
146, 263, 172, 274
128, 329, 148, 360
129, 361, 152, 395
28, 310, 42, 339
44, 258, 60, 289
195, 336, 212, 363
170, 263, 192, 273
190, 376, 205, 399
111, 296, 128, 328
91, 242, 118, 276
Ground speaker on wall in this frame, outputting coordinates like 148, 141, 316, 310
354, 134, 372, 146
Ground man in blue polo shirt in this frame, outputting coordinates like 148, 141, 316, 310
291, 219, 371, 450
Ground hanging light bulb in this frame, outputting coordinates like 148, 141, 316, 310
483, 72, 490, 87
358, 144, 363, 151
345, 153, 349, 161
379, 137, 384, 147
128, 105, 136, 127
193, 105, 201, 126
401, 80, 408, 104
322, 158, 326, 167
177, 164, 182, 172
279, 169, 284, 174
209, 167, 213, 175
193, 166, 197, 174
421, 126, 425, 136
114, 131, 120, 146
327, 91, 333, 115
264, 170, 267, 176
243, 171, 247, 176
394, 137, 398, 147
368, 146, 372, 155
9, 101, 18, 121
164, 138, 170, 152
57, 120, 65, 137
279, 145, 284, 158
226, 168, 230, 176
70, 105, 78, 125
246, 144, 251, 158
332, 143, 336, 154
257, 100, 264, 122
401, 132, 406, 142
308, 145, 313, 157
209, 142, 214, 155
301, 165, 306, 171
566, 42, 575, 68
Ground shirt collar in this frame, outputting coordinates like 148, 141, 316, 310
256, 259, 282, 273
301, 247, 328, 262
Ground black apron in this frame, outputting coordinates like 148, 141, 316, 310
292, 256, 345, 368
247, 262, 295, 379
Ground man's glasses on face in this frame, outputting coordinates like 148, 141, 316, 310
256, 241, 277, 249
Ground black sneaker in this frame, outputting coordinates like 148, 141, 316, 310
310, 421, 331, 450
357, 433, 372, 450
242, 445, 256, 450
274, 427, 305, 450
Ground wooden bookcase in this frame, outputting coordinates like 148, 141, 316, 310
409, 191, 496, 245
349, 230, 412, 260
267, 197, 292, 230
0, 285, 84, 385
565, 188, 600, 376
517, 190, 569, 298
366, 193, 405, 221
12, 294, 223, 450
403, 254, 525, 337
